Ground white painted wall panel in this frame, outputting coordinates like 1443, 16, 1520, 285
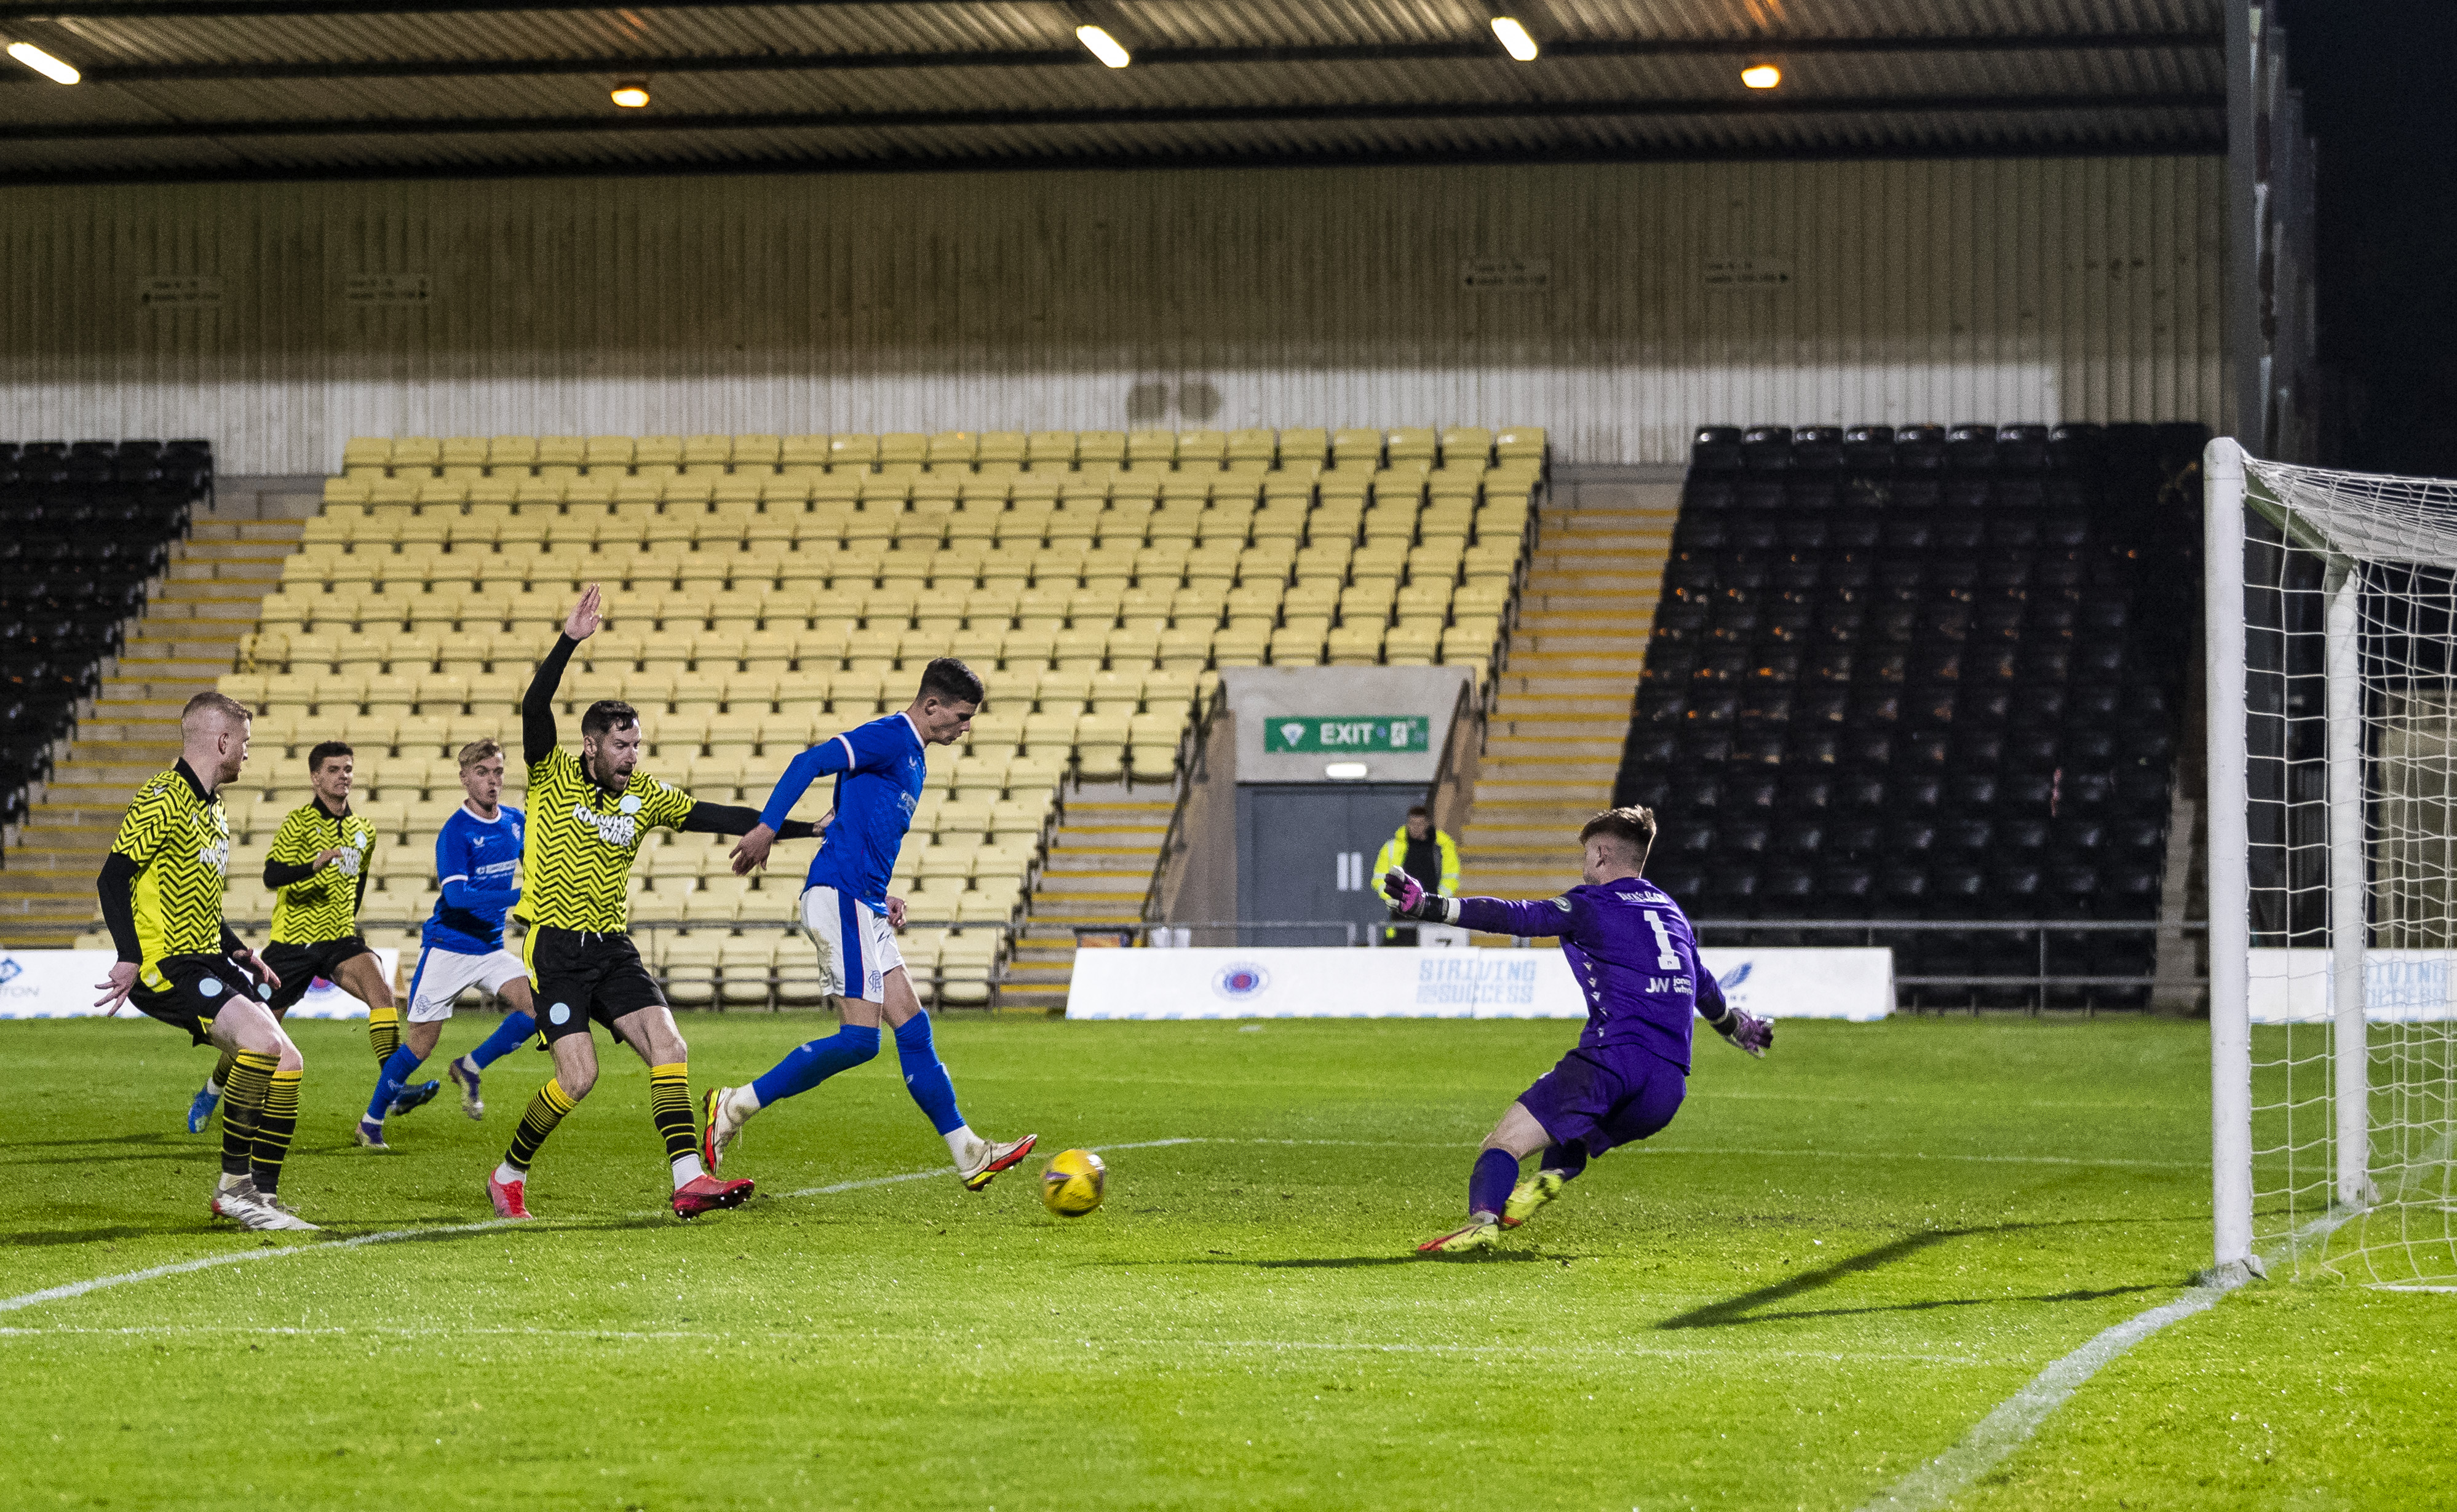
0, 158, 2226, 475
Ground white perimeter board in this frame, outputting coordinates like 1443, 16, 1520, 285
1065, 946, 1891, 1022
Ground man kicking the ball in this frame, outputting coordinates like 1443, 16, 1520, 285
1383, 805, 1773, 1254
702, 656, 1037, 1192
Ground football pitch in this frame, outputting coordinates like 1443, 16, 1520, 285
3, 1015, 2446, 1511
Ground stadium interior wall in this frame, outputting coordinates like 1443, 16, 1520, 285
0, 155, 2225, 475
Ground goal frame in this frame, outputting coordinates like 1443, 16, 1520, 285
2205, 437, 2373, 1281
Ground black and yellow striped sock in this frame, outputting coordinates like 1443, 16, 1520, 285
249, 1069, 303, 1195
220, 1050, 276, 1181
209, 1047, 237, 1096
368, 1006, 402, 1065
504, 1077, 577, 1172
649, 1063, 700, 1181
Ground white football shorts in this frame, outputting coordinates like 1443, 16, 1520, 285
405, 945, 530, 1023
800, 885, 904, 1002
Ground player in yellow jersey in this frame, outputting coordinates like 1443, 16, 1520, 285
485, 585, 819, 1222
184, 740, 427, 1137
94, 691, 317, 1232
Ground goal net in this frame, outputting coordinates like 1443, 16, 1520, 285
2209, 440, 2457, 1288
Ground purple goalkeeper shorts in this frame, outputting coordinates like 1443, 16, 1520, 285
1517, 1045, 1686, 1156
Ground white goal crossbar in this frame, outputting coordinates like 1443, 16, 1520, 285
2207, 437, 2457, 1287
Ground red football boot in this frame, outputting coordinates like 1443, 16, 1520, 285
487, 1169, 532, 1219
672, 1173, 755, 1219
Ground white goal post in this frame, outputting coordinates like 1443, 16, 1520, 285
2207, 438, 2457, 1288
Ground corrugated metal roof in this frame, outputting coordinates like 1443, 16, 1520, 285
0, 0, 2223, 182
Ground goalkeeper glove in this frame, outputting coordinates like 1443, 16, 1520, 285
1704, 1004, 1773, 1058
1381, 868, 1457, 925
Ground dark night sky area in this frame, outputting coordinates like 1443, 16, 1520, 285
2282, 0, 2457, 476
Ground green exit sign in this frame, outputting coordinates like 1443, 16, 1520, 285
1264, 716, 1432, 754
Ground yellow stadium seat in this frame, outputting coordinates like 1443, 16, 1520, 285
1277, 428, 1329, 469
1268, 627, 1325, 666
1125, 429, 1175, 468
1325, 624, 1384, 665
1493, 427, 1547, 463
1076, 431, 1127, 469
1176, 429, 1228, 469
876, 433, 926, 467
827, 433, 880, 470
1223, 428, 1276, 465
1023, 431, 1075, 469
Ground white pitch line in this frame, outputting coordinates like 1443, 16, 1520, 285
0, 1217, 520, 1315
1855, 1207, 2354, 1512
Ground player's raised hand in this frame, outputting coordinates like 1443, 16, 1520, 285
1381, 868, 1429, 918
1720, 1007, 1773, 1058
93, 960, 138, 1014
564, 583, 603, 642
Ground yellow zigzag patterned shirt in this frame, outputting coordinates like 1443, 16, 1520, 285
268, 801, 379, 945
518, 746, 694, 933
111, 767, 232, 992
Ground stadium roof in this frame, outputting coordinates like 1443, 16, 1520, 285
0, 0, 2225, 184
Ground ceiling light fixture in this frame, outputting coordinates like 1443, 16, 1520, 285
1324, 762, 1370, 780
1490, 17, 1539, 63
610, 76, 649, 108
7, 41, 79, 84
1741, 63, 1782, 89
1076, 25, 1130, 68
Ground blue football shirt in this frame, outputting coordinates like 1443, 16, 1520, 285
757, 713, 926, 915
424, 802, 525, 955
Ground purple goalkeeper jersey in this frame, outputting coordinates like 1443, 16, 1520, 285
1455, 878, 1723, 1072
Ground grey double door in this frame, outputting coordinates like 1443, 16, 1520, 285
1235, 783, 1424, 947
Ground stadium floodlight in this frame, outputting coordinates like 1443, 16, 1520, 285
610, 77, 649, 108
7, 41, 79, 84
1076, 25, 1130, 69
1490, 17, 1539, 63
2206, 437, 2457, 1290
1741, 63, 1782, 90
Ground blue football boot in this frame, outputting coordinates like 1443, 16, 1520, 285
389, 1080, 442, 1117
185, 1082, 221, 1134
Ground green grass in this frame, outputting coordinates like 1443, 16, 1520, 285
2, 1015, 2447, 1511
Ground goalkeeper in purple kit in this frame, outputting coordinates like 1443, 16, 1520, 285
1383, 805, 1773, 1254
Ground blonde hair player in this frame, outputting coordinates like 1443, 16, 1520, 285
356, 739, 543, 1149
93, 692, 316, 1230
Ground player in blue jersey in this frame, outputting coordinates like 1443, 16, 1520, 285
355, 739, 542, 1149
1384, 805, 1775, 1254
702, 657, 1039, 1191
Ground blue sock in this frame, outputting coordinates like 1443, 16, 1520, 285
1469, 1148, 1520, 1219
893, 1013, 966, 1136
749, 1024, 880, 1107
468, 1010, 538, 1071
367, 1045, 424, 1125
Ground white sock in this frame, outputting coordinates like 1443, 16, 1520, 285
726, 1084, 761, 1120
205, 1078, 223, 1098
216, 1171, 248, 1192
945, 1125, 982, 1166
493, 1161, 525, 1186
672, 1153, 706, 1187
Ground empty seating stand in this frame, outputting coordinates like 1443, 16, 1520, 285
1613, 421, 2205, 1010
0, 440, 212, 825
216, 425, 1546, 1007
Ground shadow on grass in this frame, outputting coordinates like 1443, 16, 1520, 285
4, 1225, 191, 1249
1087, 1251, 1557, 1269
1659, 1220, 2188, 1331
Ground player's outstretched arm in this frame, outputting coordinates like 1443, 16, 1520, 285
680, 800, 816, 842
732, 736, 860, 874
1694, 971, 1772, 1058
522, 585, 598, 767
1383, 868, 1566, 936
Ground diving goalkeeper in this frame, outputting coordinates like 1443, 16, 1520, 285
1384, 805, 1773, 1254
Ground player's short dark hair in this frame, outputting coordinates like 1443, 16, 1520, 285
307, 740, 353, 772
457, 738, 504, 771
1407, 803, 1429, 818
180, 689, 252, 727
1579, 806, 1657, 862
581, 700, 641, 739
916, 657, 985, 708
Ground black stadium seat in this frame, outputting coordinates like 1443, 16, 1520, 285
1612, 419, 2204, 1007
